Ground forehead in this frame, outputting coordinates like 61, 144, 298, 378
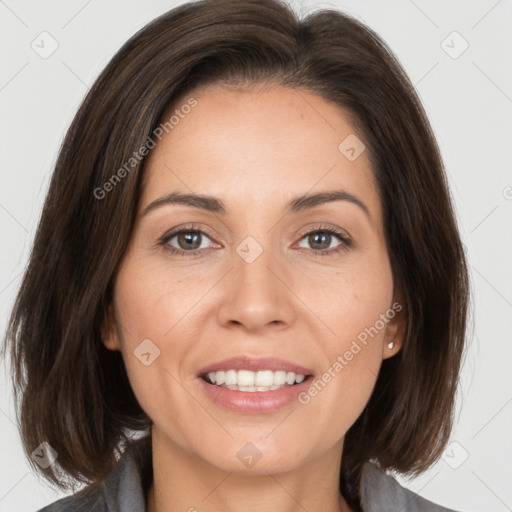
140, 84, 379, 217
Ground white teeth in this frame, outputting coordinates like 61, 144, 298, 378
255, 370, 273, 387
274, 370, 287, 386
237, 370, 255, 387
225, 369, 237, 385
205, 369, 307, 390
286, 372, 296, 385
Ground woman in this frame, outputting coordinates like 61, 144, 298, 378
3, 0, 469, 510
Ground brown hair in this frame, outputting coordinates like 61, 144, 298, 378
3, 0, 469, 508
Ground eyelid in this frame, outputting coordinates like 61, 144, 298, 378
296, 223, 351, 241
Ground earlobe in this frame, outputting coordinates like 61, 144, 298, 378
382, 296, 406, 359
103, 337, 120, 351
101, 304, 121, 351
383, 339, 400, 359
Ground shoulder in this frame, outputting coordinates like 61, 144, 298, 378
35, 436, 151, 512
36, 484, 105, 511
359, 462, 461, 512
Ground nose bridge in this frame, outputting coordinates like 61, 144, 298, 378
235, 234, 276, 292
216, 232, 295, 331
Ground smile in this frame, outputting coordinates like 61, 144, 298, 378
202, 369, 306, 392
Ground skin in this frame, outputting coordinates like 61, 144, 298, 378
104, 83, 405, 512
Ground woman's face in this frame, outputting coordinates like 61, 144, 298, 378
106, 83, 403, 474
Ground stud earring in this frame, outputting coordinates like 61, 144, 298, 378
387, 341, 395, 350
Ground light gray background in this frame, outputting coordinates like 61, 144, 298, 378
1, 1, 511, 511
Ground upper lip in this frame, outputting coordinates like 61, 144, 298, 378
197, 356, 314, 377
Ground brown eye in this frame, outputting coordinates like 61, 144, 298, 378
297, 227, 351, 254
307, 231, 334, 251
161, 229, 216, 255
174, 232, 203, 251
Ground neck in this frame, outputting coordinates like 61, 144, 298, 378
146, 427, 354, 512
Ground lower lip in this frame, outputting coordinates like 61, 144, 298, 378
197, 376, 313, 414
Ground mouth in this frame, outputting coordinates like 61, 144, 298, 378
197, 356, 314, 393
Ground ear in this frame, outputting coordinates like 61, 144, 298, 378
101, 303, 121, 351
382, 294, 406, 360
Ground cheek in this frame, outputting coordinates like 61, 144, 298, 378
112, 254, 208, 345
309, 253, 394, 348
110, 258, 197, 405
295, 321, 386, 454
301, 259, 394, 426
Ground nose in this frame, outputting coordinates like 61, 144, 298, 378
216, 241, 296, 333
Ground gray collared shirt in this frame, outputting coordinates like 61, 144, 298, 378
37, 437, 459, 512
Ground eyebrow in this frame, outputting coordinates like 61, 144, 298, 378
142, 189, 371, 219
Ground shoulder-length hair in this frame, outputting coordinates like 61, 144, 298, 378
3, 0, 469, 508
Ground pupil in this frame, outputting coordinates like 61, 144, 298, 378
179, 232, 201, 250
310, 232, 330, 250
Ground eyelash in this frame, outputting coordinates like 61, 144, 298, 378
158, 223, 352, 257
